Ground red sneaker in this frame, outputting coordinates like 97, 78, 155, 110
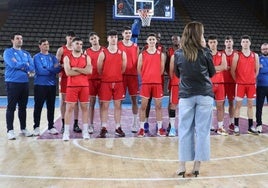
99, 127, 108, 138
137, 128, 145, 137
157, 128, 166, 137
229, 123, 234, 132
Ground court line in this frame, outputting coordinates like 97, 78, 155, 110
72, 139, 268, 162
0, 172, 268, 181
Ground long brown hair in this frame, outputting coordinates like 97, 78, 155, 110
181, 21, 204, 62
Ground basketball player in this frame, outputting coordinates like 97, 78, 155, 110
84, 32, 103, 134
141, 32, 166, 133
62, 37, 92, 141
207, 34, 228, 136
118, 26, 139, 133
137, 33, 166, 137
222, 36, 236, 132
166, 35, 180, 137
231, 35, 259, 135
97, 30, 127, 138
56, 31, 81, 134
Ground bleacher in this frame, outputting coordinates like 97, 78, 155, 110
181, 0, 268, 53
0, 0, 94, 56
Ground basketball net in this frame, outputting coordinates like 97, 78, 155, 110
138, 9, 152, 27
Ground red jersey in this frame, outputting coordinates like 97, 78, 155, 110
167, 47, 180, 85
85, 47, 103, 80
167, 47, 175, 58
118, 41, 138, 75
60, 45, 72, 78
143, 43, 165, 53
222, 50, 236, 83
66, 54, 89, 87
235, 51, 256, 84
101, 48, 123, 82
141, 50, 162, 84
211, 51, 225, 83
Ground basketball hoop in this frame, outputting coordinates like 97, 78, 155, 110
138, 9, 152, 27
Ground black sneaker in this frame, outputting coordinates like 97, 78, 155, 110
248, 127, 259, 135
73, 124, 82, 133
115, 127, 125, 137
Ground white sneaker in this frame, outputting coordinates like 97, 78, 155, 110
256, 125, 262, 133
168, 127, 176, 137
48, 128, 59, 135
217, 127, 228, 136
21, 129, 33, 137
88, 125, 94, 134
234, 126, 240, 135
83, 130, 90, 140
7, 130, 16, 140
62, 132, 70, 141
33, 127, 40, 136
131, 123, 138, 133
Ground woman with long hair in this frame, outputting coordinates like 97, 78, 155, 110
174, 21, 216, 177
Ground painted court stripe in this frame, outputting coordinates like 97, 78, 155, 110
0, 172, 268, 181
72, 139, 268, 162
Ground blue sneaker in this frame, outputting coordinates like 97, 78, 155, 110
168, 127, 176, 137
166, 123, 171, 136
144, 122, 149, 133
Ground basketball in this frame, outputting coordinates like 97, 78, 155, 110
118, 2, 124, 9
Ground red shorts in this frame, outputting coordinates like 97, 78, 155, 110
59, 77, 67, 94
88, 79, 101, 97
140, 83, 163, 99
65, 86, 89, 103
213, 83, 225, 101
236, 84, 256, 99
99, 82, 125, 101
123, 75, 139, 96
170, 85, 179, 105
224, 83, 235, 100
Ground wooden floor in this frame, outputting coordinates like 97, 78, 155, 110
0, 106, 268, 188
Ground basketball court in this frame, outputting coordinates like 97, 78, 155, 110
0, 99, 268, 187
1, 0, 268, 187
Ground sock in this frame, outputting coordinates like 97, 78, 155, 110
170, 118, 175, 128
140, 122, 145, 129
115, 123, 121, 129
248, 119, 253, 129
218, 121, 223, 129
132, 114, 138, 125
74, 119, 78, 126
64, 124, 70, 134
169, 109, 176, 128
234, 118, 239, 126
62, 119, 65, 126
83, 124, 88, 132
145, 118, 148, 123
101, 122, 107, 128
230, 118, 234, 124
157, 121, 162, 129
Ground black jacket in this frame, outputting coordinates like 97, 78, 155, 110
174, 48, 216, 98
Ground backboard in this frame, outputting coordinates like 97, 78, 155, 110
113, 0, 174, 20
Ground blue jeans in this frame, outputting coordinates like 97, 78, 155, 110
178, 95, 213, 161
